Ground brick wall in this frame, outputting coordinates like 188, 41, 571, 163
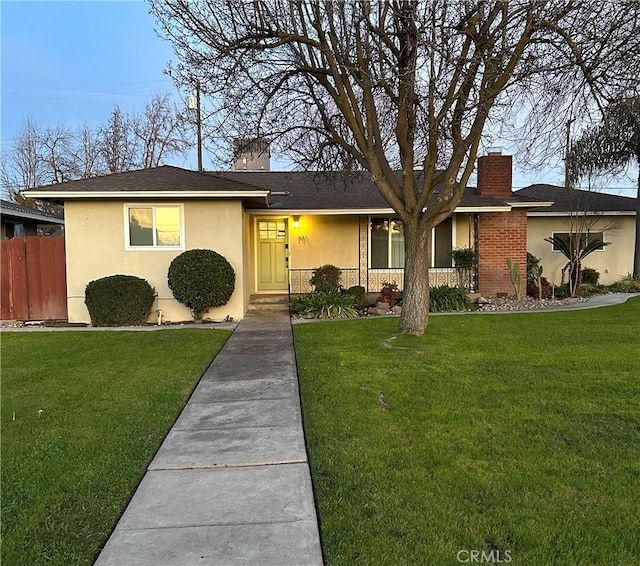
477, 210, 528, 297
477, 153, 512, 197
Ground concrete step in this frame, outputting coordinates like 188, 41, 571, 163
249, 294, 290, 311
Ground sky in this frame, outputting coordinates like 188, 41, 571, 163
1, 0, 637, 195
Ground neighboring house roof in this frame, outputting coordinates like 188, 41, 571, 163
515, 185, 636, 215
26, 165, 551, 213
0, 199, 64, 224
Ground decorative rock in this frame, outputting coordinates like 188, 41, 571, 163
391, 305, 402, 315
376, 301, 391, 310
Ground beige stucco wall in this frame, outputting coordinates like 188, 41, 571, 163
288, 214, 360, 269
527, 214, 635, 285
453, 214, 474, 249
64, 199, 248, 324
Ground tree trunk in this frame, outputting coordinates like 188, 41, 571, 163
399, 222, 431, 336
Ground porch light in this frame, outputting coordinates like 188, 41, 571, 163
293, 215, 300, 228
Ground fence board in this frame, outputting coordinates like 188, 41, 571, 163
0, 236, 67, 320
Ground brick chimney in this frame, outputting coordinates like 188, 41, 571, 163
475, 149, 527, 297
477, 149, 512, 197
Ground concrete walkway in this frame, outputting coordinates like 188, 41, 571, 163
95, 311, 324, 566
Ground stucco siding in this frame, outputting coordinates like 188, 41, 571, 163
64, 200, 247, 323
289, 214, 360, 269
527, 215, 635, 285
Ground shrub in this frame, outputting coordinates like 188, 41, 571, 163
450, 247, 479, 269
310, 264, 342, 293
168, 249, 235, 320
608, 274, 640, 293
85, 275, 155, 327
346, 285, 367, 308
291, 291, 357, 319
429, 285, 472, 312
553, 284, 571, 299
527, 276, 553, 299
581, 267, 600, 284
377, 281, 401, 307
576, 283, 609, 297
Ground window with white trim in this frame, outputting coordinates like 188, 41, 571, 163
126, 205, 184, 249
369, 217, 453, 268
551, 231, 605, 252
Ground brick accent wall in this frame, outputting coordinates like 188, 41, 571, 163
477, 210, 528, 297
477, 153, 513, 197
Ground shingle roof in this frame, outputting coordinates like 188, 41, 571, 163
25, 165, 550, 212
0, 199, 64, 223
26, 165, 265, 194
210, 170, 544, 210
515, 184, 636, 213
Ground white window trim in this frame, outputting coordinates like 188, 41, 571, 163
550, 231, 606, 253
124, 203, 185, 251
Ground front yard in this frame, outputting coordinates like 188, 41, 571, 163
1, 329, 229, 565
295, 298, 640, 565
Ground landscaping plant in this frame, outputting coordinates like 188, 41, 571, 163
377, 281, 401, 307
450, 247, 479, 291
291, 291, 357, 319
506, 258, 523, 299
168, 249, 235, 320
346, 285, 367, 309
309, 264, 342, 293
429, 285, 472, 312
85, 274, 155, 326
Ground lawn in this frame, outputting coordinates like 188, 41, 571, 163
294, 298, 640, 565
1, 329, 229, 566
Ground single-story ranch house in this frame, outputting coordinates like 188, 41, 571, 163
27, 151, 636, 323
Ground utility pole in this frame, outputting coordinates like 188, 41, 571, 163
196, 80, 203, 173
564, 117, 575, 191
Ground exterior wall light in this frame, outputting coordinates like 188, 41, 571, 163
293, 215, 300, 228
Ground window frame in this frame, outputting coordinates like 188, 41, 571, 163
551, 231, 605, 253
124, 204, 185, 251
368, 216, 454, 269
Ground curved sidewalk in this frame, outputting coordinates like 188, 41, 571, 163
95, 311, 323, 566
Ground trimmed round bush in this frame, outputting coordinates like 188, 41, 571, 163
310, 264, 342, 292
168, 249, 235, 320
85, 275, 155, 327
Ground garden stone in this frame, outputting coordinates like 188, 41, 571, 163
376, 301, 391, 310
391, 305, 402, 315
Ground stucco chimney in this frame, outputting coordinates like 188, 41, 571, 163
477, 150, 512, 197
232, 137, 271, 171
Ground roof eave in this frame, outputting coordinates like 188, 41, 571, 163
26, 190, 271, 203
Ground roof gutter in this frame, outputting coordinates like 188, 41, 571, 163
26, 190, 271, 204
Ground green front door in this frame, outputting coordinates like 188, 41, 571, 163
257, 219, 288, 291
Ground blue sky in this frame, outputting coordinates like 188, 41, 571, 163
1, 1, 637, 194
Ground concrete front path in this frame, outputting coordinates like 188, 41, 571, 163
95, 311, 323, 566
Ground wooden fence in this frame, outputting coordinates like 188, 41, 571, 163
1, 236, 68, 320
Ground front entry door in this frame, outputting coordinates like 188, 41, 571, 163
257, 219, 288, 291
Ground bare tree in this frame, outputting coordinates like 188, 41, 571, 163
150, 1, 639, 335
99, 106, 138, 174
568, 96, 640, 277
0, 117, 61, 213
132, 93, 192, 168
73, 122, 105, 179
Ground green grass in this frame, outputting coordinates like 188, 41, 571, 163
1, 329, 229, 565
294, 298, 640, 565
